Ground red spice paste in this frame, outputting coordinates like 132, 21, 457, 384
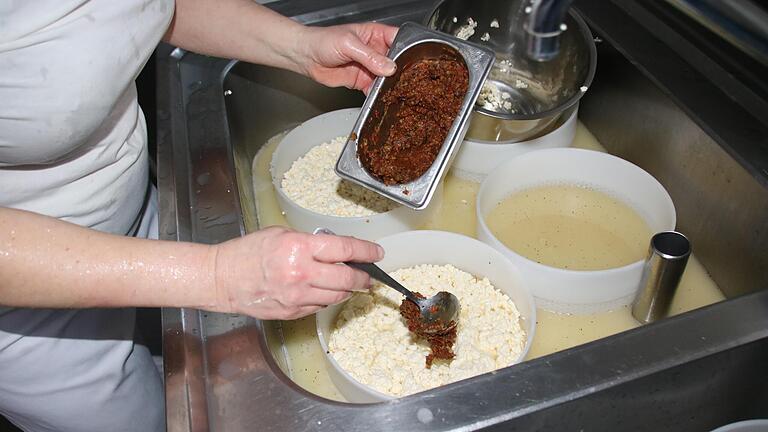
359, 56, 469, 185
399, 293, 457, 368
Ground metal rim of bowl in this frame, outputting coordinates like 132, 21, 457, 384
423, 5, 597, 122
465, 103, 578, 145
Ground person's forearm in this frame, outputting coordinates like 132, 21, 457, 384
164, 0, 306, 74
0, 207, 219, 310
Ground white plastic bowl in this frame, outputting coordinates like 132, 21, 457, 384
270, 108, 441, 241
450, 106, 578, 182
711, 420, 768, 432
316, 230, 537, 403
476, 148, 676, 314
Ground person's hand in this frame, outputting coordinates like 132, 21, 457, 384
211, 226, 384, 320
295, 23, 398, 94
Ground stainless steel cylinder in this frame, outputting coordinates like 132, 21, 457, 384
632, 231, 692, 324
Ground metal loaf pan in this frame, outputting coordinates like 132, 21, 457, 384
335, 22, 495, 209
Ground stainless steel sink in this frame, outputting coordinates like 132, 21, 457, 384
156, 0, 768, 430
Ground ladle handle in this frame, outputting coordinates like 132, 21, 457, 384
312, 227, 420, 304
344, 261, 420, 304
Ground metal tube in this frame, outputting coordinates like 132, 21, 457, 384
632, 231, 692, 324
526, 0, 575, 61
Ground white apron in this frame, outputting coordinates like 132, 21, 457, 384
0, 1, 173, 430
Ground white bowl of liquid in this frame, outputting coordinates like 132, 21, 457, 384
476, 148, 676, 314
711, 420, 768, 432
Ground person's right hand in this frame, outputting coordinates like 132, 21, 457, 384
294, 23, 398, 94
211, 226, 384, 320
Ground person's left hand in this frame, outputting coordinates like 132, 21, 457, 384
295, 23, 398, 94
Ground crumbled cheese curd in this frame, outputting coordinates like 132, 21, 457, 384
478, 82, 513, 112
480, 32, 490, 42
490, 18, 500, 28
455, 17, 477, 40
281, 137, 397, 217
498, 59, 513, 73
328, 264, 526, 397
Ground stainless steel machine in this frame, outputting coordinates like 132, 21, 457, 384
156, 0, 768, 430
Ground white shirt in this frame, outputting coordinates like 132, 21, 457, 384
0, 0, 174, 235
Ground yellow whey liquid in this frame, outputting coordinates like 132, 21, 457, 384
485, 185, 653, 270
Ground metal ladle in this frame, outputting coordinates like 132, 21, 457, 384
313, 228, 460, 333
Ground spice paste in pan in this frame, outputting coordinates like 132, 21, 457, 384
359, 56, 469, 185
399, 293, 457, 368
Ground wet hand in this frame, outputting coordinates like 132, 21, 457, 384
296, 23, 398, 94
212, 226, 384, 320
